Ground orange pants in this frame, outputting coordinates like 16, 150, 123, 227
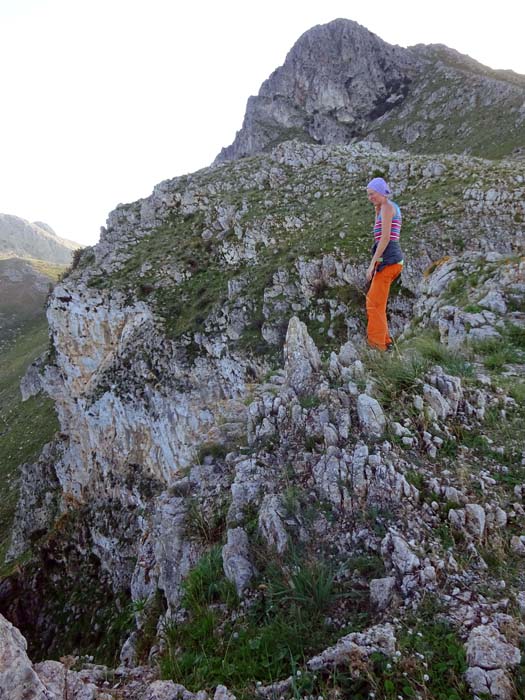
366, 263, 403, 351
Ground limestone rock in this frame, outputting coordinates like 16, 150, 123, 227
381, 533, 421, 576
307, 623, 396, 671
423, 383, 452, 420
356, 394, 386, 437
478, 290, 507, 314
213, 686, 236, 700
138, 680, 206, 699
0, 614, 53, 700
20, 354, 46, 400
33, 660, 97, 700
338, 340, 359, 366
369, 577, 397, 611
465, 666, 516, 700
466, 624, 521, 670
465, 504, 486, 539
222, 528, 256, 594
228, 458, 266, 523
215, 19, 412, 162
283, 316, 321, 395
258, 495, 289, 553
510, 535, 525, 555
7, 441, 62, 560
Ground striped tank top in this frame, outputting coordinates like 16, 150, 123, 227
373, 201, 402, 243
372, 201, 404, 271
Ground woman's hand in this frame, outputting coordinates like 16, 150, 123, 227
366, 262, 376, 282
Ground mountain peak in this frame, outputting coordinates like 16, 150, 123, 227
215, 18, 525, 162
32, 220, 57, 237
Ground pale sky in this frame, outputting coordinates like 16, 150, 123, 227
1, 0, 524, 247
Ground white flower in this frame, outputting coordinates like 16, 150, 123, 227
423, 674, 430, 682
386, 663, 392, 670
296, 670, 302, 677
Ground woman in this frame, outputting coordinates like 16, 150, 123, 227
365, 177, 404, 351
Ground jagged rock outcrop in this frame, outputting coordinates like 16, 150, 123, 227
0, 614, 52, 700
283, 315, 321, 394
215, 19, 525, 162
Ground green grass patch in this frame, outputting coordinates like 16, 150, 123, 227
159, 548, 370, 697
362, 349, 429, 408
0, 318, 58, 566
409, 332, 474, 377
28, 259, 68, 281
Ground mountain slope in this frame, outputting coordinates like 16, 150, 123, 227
0, 213, 80, 265
0, 139, 523, 698
215, 19, 525, 162
0, 319, 58, 570
0, 256, 67, 349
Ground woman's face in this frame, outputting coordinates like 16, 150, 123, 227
367, 188, 384, 206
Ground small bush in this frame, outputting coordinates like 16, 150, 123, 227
186, 498, 229, 545
197, 442, 229, 463
298, 394, 321, 409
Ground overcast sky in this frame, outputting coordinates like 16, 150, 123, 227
1, 0, 524, 247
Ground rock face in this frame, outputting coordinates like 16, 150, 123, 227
216, 19, 412, 162
215, 19, 525, 162
0, 213, 80, 264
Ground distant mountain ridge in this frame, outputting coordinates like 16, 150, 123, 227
0, 213, 80, 265
0, 214, 76, 346
215, 18, 525, 162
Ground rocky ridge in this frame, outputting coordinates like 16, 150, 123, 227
215, 19, 525, 163
0, 213, 80, 265
0, 138, 524, 699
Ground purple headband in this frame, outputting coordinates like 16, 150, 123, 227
367, 177, 391, 196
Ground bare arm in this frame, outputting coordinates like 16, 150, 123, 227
366, 202, 393, 281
